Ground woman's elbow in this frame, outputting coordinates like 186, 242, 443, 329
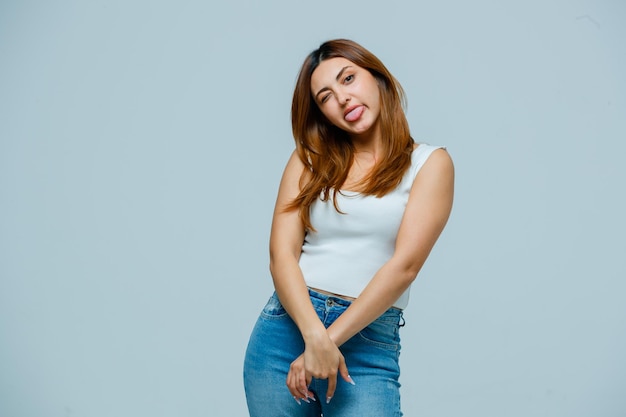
392, 257, 426, 286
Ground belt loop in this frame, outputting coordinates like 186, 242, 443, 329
398, 314, 406, 327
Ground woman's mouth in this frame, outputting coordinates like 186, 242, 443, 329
344, 105, 364, 122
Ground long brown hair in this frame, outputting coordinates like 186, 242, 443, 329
288, 39, 414, 230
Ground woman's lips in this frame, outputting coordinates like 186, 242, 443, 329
344, 105, 364, 122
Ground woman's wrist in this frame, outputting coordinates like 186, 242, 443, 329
301, 323, 330, 344
325, 322, 348, 347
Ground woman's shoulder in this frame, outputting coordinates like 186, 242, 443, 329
412, 142, 446, 156
410, 143, 450, 173
281, 148, 313, 186
415, 144, 454, 182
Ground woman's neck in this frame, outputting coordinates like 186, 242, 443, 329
350, 126, 382, 158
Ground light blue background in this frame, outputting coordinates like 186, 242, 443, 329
1, 1, 624, 416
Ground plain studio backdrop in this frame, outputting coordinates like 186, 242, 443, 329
1, 1, 624, 416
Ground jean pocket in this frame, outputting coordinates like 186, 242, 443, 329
357, 316, 400, 351
260, 293, 289, 319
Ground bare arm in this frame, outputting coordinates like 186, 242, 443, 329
269, 150, 321, 342
326, 148, 455, 346
269, 150, 351, 402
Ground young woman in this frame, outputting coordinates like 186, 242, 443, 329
243, 39, 454, 417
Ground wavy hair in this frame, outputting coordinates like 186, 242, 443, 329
288, 39, 414, 230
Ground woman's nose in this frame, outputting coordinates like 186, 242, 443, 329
338, 93, 351, 105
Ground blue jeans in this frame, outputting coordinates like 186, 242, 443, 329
243, 288, 404, 417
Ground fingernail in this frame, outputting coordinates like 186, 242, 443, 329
326, 396, 332, 404
294, 396, 301, 405
302, 397, 310, 404
347, 375, 356, 385
309, 394, 317, 402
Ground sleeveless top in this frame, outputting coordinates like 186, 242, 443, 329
299, 143, 444, 309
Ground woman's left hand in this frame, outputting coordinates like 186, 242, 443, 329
286, 354, 315, 403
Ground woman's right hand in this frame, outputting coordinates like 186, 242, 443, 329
286, 331, 353, 404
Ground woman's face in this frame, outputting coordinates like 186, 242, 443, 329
310, 57, 381, 139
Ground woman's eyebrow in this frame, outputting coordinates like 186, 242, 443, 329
315, 66, 353, 99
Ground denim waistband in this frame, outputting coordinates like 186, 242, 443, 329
307, 287, 403, 314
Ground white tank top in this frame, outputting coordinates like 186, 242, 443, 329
299, 143, 444, 309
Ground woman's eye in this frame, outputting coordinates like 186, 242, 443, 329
344, 74, 354, 83
321, 94, 331, 103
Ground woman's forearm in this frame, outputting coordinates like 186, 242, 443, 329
270, 256, 327, 341
325, 260, 415, 347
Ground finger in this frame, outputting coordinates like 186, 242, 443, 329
338, 357, 355, 385
287, 366, 305, 400
326, 373, 337, 404
286, 370, 300, 400
297, 370, 311, 403
304, 374, 315, 401
298, 370, 307, 395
